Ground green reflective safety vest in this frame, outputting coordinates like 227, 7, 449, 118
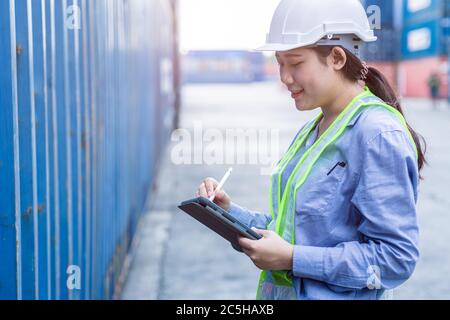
256, 88, 418, 300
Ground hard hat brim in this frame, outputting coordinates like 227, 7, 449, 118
253, 43, 307, 52
254, 33, 377, 52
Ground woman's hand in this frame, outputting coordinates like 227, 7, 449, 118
196, 177, 231, 211
238, 229, 294, 271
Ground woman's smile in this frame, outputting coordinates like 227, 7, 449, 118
290, 89, 304, 99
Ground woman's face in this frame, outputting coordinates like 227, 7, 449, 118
275, 47, 338, 111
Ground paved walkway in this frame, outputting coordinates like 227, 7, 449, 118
121, 83, 450, 300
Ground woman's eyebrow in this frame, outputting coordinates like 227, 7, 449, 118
276, 53, 303, 59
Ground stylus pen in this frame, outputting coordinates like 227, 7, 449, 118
209, 167, 233, 202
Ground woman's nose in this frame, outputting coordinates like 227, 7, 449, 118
280, 70, 294, 86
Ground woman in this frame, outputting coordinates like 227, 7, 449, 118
428, 72, 441, 110
196, 0, 426, 300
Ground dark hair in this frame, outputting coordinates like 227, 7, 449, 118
312, 46, 427, 179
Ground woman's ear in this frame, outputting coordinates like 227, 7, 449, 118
328, 47, 347, 71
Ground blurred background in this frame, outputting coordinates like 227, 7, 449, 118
0, 0, 449, 300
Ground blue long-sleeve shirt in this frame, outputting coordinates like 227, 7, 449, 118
229, 106, 420, 300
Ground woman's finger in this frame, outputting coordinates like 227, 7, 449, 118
216, 189, 226, 199
252, 228, 270, 238
199, 182, 208, 197
204, 178, 217, 196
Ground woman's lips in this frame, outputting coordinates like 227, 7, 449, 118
291, 89, 304, 99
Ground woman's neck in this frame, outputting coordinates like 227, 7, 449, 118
319, 83, 365, 130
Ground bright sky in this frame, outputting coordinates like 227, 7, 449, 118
179, 0, 280, 52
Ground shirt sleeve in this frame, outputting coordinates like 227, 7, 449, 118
292, 130, 420, 290
228, 202, 273, 230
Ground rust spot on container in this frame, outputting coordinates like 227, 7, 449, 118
37, 204, 46, 214
16, 44, 22, 56
22, 207, 33, 220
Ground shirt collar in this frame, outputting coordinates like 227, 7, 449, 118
346, 111, 365, 127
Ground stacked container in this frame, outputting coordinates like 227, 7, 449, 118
182, 50, 266, 84
360, 0, 402, 90
399, 0, 449, 97
362, 0, 400, 62
362, 0, 449, 98
401, 0, 448, 59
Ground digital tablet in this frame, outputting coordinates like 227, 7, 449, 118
178, 197, 262, 252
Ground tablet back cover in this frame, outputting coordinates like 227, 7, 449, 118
178, 201, 245, 252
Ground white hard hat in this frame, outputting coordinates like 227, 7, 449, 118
255, 0, 377, 57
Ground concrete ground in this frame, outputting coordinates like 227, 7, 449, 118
121, 82, 450, 300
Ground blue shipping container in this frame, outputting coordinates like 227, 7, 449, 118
363, 0, 396, 28
0, 0, 179, 300
403, 0, 445, 26
362, 28, 400, 61
401, 19, 444, 59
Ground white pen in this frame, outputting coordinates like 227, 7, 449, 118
209, 167, 233, 202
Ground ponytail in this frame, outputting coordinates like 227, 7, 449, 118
364, 66, 427, 178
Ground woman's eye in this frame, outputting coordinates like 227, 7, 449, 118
293, 61, 303, 67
